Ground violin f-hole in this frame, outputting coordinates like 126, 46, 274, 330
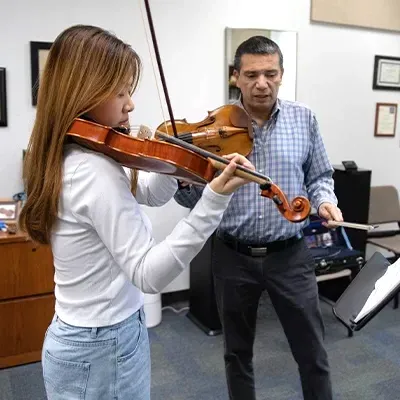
202, 145, 222, 153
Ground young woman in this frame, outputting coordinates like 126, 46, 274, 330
19, 24, 254, 400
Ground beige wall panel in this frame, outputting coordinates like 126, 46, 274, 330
311, 0, 400, 32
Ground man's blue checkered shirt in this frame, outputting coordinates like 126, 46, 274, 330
174, 98, 337, 243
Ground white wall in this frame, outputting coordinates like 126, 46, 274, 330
269, 30, 297, 101
0, 0, 399, 282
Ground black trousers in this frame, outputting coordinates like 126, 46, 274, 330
212, 235, 332, 400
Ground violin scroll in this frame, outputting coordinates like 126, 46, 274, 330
260, 182, 311, 223
203, 155, 311, 223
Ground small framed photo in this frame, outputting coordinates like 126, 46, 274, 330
374, 103, 397, 137
373, 55, 400, 91
30, 41, 53, 106
0, 67, 7, 127
0, 200, 21, 223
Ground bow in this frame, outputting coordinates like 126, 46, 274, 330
142, 0, 179, 138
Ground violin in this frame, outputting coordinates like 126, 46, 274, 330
155, 104, 254, 156
68, 118, 216, 185
66, 118, 311, 223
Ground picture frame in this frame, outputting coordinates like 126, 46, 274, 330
0, 67, 7, 127
30, 41, 53, 105
374, 103, 397, 137
0, 199, 21, 223
373, 55, 400, 91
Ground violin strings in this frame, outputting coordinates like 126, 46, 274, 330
139, 0, 170, 136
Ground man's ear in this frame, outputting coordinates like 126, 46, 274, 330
231, 69, 240, 87
229, 69, 240, 88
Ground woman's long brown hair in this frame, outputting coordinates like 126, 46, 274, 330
19, 25, 142, 244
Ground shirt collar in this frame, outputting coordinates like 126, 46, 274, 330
233, 95, 281, 124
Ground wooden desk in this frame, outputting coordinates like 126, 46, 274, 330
0, 231, 55, 368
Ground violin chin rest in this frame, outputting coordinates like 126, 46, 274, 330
138, 125, 153, 139
229, 105, 254, 138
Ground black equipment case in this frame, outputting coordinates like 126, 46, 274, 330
302, 215, 364, 276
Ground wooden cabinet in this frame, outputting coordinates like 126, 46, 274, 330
0, 231, 54, 368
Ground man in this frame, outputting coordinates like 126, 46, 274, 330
174, 36, 343, 400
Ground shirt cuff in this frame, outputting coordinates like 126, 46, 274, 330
316, 198, 338, 214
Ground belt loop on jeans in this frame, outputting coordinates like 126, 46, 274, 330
90, 327, 98, 339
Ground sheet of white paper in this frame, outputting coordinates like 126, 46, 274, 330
354, 257, 400, 323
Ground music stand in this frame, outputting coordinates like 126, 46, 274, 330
332, 252, 400, 337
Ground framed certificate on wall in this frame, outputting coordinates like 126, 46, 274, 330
373, 55, 400, 91
0, 67, 7, 127
374, 103, 397, 137
30, 41, 53, 106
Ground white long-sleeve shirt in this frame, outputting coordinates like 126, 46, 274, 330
51, 144, 232, 327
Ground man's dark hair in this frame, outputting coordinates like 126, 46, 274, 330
233, 35, 283, 72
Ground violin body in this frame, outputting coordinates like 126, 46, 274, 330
67, 119, 216, 185
155, 104, 254, 156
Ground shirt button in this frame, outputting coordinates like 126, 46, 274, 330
259, 215, 263, 219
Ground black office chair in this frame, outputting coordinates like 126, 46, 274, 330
367, 185, 400, 308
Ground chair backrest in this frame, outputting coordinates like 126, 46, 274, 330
368, 185, 400, 224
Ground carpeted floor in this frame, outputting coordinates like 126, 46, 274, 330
1, 292, 400, 400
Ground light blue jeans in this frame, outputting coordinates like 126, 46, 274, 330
41, 307, 150, 400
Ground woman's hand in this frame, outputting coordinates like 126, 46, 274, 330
209, 153, 255, 195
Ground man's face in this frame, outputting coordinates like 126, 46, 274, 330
234, 53, 283, 114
